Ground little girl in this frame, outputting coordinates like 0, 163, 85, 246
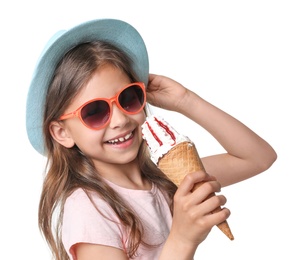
26, 19, 277, 260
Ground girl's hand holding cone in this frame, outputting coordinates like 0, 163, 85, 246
158, 141, 234, 240
171, 169, 232, 246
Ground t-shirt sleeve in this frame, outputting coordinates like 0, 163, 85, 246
62, 189, 125, 259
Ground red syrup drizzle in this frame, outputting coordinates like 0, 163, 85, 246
146, 117, 177, 147
146, 122, 163, 146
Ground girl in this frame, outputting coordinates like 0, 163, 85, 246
26, 19, 277, 260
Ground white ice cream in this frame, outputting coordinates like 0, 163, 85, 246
141, 115, 190, 164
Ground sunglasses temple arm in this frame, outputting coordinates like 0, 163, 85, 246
145, 103, 153, 117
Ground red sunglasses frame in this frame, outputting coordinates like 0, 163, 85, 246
59, 82, 146, 130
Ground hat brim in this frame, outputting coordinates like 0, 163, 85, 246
26, 19, 149, 155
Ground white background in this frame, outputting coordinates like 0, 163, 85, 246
1, 0, 302, 259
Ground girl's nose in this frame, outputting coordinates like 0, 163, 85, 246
108, 103, 130, 129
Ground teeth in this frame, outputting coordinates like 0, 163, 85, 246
108, 132, 132, 144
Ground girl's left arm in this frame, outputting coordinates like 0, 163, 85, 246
147, 74, 277, 187
181, 90, 277, 186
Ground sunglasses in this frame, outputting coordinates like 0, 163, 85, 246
59, 82, 146, 130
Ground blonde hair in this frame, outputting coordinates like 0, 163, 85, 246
39, 41, 177, 259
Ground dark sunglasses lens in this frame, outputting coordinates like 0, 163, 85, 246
81, 100, 110, 128
119, 85, 144, 112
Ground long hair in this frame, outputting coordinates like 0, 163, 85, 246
39, 41, 177, 259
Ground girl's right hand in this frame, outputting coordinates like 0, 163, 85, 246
159, 171, 230, 259
173, 170, 230, 243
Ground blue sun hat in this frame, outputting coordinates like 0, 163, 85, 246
26, 19, 149, 155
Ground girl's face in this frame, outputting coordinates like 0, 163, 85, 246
57, 65, 146, 169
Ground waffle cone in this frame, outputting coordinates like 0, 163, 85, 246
158, 141, 234, 240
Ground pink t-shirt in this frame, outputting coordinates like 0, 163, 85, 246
62, 181, 172, 259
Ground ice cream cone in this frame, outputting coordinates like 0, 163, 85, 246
158, 141, 234, 240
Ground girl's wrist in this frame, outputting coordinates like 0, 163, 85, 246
177, 90, 202, 116
159, 233, 198, 260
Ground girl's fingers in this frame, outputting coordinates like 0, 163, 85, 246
190, 180, 222, 205
197, 194, 227, 215
176, 171, 209, 195
196, 207, 231, 228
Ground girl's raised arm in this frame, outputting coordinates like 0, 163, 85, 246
147, 74, 277, 187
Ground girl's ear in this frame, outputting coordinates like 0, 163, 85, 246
49, 121, 75, 148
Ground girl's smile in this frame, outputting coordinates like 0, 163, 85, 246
105, 130, 134, 144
